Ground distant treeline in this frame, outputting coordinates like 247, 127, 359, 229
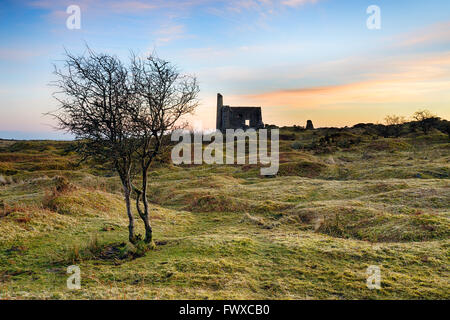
352, 118, 449, 138
267, 110, 450, 139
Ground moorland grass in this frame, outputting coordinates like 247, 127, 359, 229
0, 129, 448, 299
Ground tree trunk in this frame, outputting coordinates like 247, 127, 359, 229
123, 184, 136, 244
143, 215, 153, 244
142, 165, 153, 243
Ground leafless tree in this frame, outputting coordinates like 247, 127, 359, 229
50, 48, 199, 245
384, 114, 406, 137
130, 54, 199, 244
412, 109, 440, 134
51, 48, 139, 243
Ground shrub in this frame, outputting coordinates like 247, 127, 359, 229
291, 141, 303, 150
0, 201, 27, 218
53, 175, 73, 193
279, 133, 296, 141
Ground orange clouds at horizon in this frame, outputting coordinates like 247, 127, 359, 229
222, 52, 450, 127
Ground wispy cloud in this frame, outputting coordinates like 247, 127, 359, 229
154, 24, 190, 44
226, 0, 320, 12
26, 0, 200, 16
0, 48, 47, 61
109, 1, 158, 12
25, 0, 322, 34
281, 0, 318, 7
395, 21, 450, 48
241, 52, 450, 110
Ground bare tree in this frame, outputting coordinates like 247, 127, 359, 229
412, 109, 435, 122
50, 48, 139, 243
130, 54, 199, 244
412, 109, 440, 134
50, 48, 199, 245
384, 114, 406, 137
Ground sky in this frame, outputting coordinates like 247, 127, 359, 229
0, 0, 449, 139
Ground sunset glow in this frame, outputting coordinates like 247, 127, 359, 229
1, 0, 449, 138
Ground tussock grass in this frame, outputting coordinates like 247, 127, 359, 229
278, 160, 327, 177
287, 205, 449, 242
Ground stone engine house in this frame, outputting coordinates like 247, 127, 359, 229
216, 93, 264, 132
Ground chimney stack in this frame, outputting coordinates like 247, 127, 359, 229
216, 93, 223, 130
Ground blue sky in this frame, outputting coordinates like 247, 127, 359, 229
1, 0, 449, 139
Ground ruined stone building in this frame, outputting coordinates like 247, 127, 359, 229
216, 93, 264, 132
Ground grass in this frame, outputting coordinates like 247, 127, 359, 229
0, 128, 449, 299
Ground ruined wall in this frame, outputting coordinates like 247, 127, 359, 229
222, 107, 263, 131
216, 93, 264, 131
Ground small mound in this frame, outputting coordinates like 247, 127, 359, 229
43, 188, 125, 217
366, 139, 412, 152
363, 182, 409, 194
0, 162, 18, 175
287, 205, 449, 242
241, 212, 277, 229
0, 207, 74, 241
278, 160, 327, 178
250, 200, 292, 216
186, 194, 248, 212
365, 187, 449, 209
278, 152, 317, 164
